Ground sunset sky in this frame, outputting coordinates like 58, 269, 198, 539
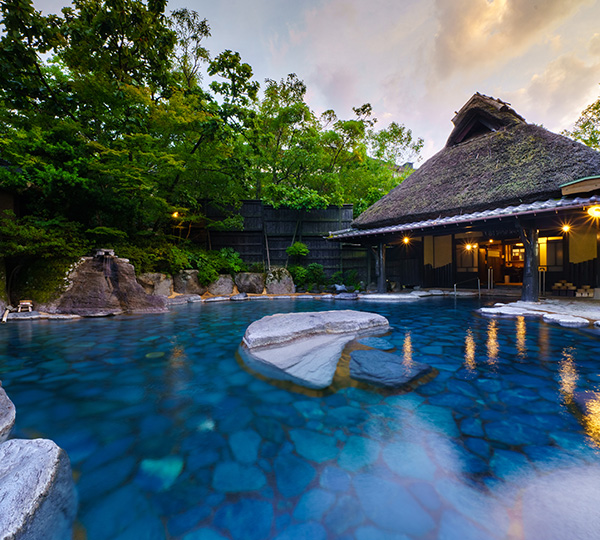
35, 0, 600, 162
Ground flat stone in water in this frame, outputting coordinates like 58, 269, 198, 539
319, 465, 351, 492
338, 435, 381, 471
382, 441, 437, 481
274, 453, 316, 497
212, 462, 266, 493
349, 349, 432, 388
182, 528, 228, 540
135, 456, 184, 492
353, 473, 435, 536
293, 489, 336, 522
324, 495, 365, 535
274, 522, 327, 540
438, 509, 495, 540
290, 429, 339, 463
355, 525, 411, 540
485, 421, 549, 446
214, 499, 273, 540
229, 430, 261, 464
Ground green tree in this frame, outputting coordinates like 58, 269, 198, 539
563, 95, 600, 151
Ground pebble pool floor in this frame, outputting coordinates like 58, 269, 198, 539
2, 297, 600, 540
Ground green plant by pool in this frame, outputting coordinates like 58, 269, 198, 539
2, 298, 599, 539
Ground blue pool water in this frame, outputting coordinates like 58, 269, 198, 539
2, 297, 600, 539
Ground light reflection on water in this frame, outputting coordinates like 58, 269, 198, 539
516, 315, 527, 359
486, 319, 499, 366
403, 331, 413, 368
464, 328, 476, 371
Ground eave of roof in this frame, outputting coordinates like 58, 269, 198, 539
328, 196, 600, 241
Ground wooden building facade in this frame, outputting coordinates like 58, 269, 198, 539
329, 94, 600, 300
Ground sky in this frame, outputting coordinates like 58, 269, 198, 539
34, 0, 600, 163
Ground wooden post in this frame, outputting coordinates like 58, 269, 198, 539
377, 242, 386, 293
520, 223, 539, 302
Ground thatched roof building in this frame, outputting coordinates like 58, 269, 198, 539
353, 93, 600, 229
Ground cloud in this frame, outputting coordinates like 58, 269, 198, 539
504, 51, 600, 131
431, 0, 593, 79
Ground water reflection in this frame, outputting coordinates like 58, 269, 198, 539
464, 329, 476, 371
516, 316, 527, 359
486, 319, 498, 366
403, 331, 413, 368
583, 393, 600, 442
559, 346, 578, 400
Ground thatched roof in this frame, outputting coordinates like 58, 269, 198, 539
354, 94, 600, 229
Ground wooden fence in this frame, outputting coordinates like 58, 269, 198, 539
206, 201, 369, 279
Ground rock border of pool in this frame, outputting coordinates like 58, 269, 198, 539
0, 385, 78, 539
479, 299, 600, 328
2, 289, 478, 320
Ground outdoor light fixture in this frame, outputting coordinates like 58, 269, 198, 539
172, 211, 179, 218
403, 237, 410, 244
465, 244, 473, 251
489, 239, 494, 244
561, 224, 571, 233
588, 206, 600, 218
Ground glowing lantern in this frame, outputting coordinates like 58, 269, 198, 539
588, 206, 600, 218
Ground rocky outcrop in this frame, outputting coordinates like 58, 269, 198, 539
240, 310, 390, 389
45, 256, 167, 316
0, 439, 77, 540
350, 349, 432, 388
0, 384, 15, 443
0, 386, 77, 539
265, 268, 295, 295
173, 270, 207, 295
208, 275, 234, 296
137, 273, 173, 296
235, 273, 266, 294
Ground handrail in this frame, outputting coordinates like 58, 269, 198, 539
453, 277, 481, 298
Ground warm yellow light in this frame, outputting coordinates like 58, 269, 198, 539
403, 237, 410, 244
488, 239, 493, 244
588, 206, 600, 218
562, 224, 571, 233
465, 243, 473, 251
172, 211, 179, 218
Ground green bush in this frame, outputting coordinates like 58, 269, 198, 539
288, 265, 308, 287
211, 248, 247, 275
286, 242, 309, 258
306, 263, 327, 286
330, 269, 360, 288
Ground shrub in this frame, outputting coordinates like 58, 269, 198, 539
288, 265, 308, 287
306, 263, 327, 286
286, 242, 309, 258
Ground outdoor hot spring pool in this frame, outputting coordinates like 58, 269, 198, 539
2, 297, 600, 540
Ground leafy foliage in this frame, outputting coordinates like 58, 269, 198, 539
563, 96, 600, 151
0, 0, 423, 291
286, 242, 309, 258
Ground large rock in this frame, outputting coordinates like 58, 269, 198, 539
208, 275, 234, 296
243, 310, 390, 349
350, 349, 432, 388
137, 273, 173, 296
265, 268, 295, 295
173, 270, 207, 295
235, 273, 266, 294
45, 256, 167, 316
0, 384, 16, 443
0, 438, 78, 540
240, 310, 389, 389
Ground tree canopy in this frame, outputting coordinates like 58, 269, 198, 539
0, 0, 423, 274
